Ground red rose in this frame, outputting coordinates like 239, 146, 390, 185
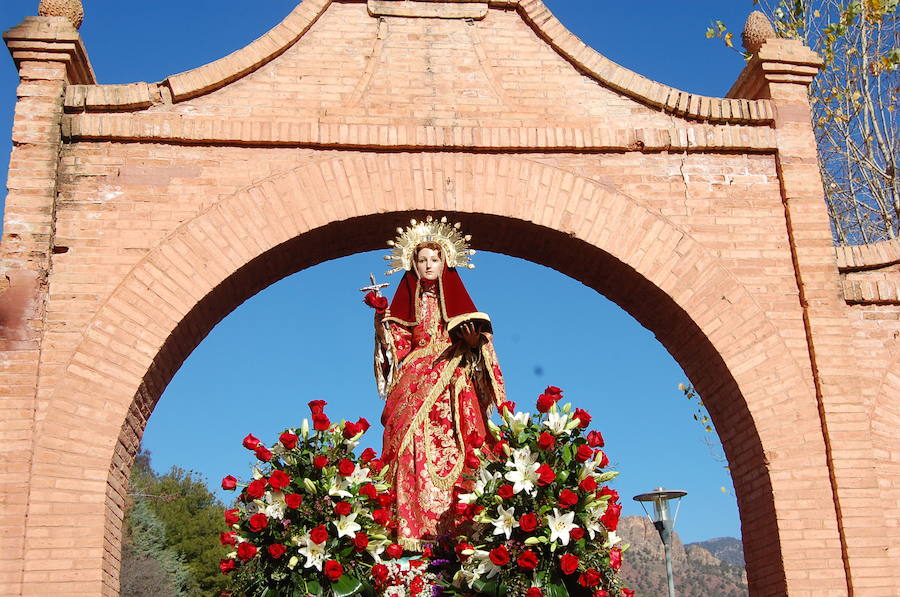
343, 421, 360, 439
497, 484, 514, 499
279, 432, 298, 449
334, 501, 352, 516
525, 589, 542, 597
386, 543, 404, 559
598, 486, 620, 503
338, 458, 356, 477
248, 513, 268, 532
313, 413, 330, 431
310, 524, 329, 544
357, 417, 371, 432
594, 592, 609, 597
353, 531, 369, 551
609, 548, 622, 571
492, 440, 509, 457
410, 576, 425, 595
422, 546, 434, 558
575, 444, 593, 463
246, 479, 266, 499
324, 559, 344, 581
579, 476, 598, 493
537, 432, 556, 451
598, 450, 610, 468
499, 401, 516, 414
586, 430, 605, 448
219, 558, 236, 574
488, 545, 510, 566
237, 542, 257, 561
455, 542, 474, 562
467, 430, 485, 448
268, 543, 286, 559
255, 445, 272, 462
578, 569, 602, 588
558, 489, 579, 508
372, 563, 389, 584
364, 291, 389, 312
313, 454, 328, 469
360, 448, 377, 463
373, 508, 391, 526
600, 502, 622, 532
285, 493, 302, 509
544, 385, 563, 396
220, 531, 237, 546
517, 549, 538, 570
242, 434, 260, 450
573, 408, 591, 428
464, 451, 481, 470
268, 470, 291, 490
376, 492, 394, 507
224, 508, 240, 525
536, 463, 556, 486
368, 458, 384, 474
621, 590, 635, 597
570, 526, 585, 541
519, 512, 539, 532
308, 400, 327, 415
221, 475, 238, 490
536, 393, 556, 413
559, 553, 579, 575
359, 483, 377, 499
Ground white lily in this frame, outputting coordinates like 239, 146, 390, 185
504, 447, 539, 495
328, 476, 353, 498
297, 534, 327, 570
347, 465, 370, 486
473, 549, 502, 579
332, 512, 362, 539
544, 411, 571, 435
509, 411, 531, 435
582, 510, 603, 540
604, 530, 621, 547
491, 505, 519, 539
264, 492, 286, 520
366, 538, 388, 562
547, 508, 577, 546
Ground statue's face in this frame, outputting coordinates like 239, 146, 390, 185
415, 247, 443, 281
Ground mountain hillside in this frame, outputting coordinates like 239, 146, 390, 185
616, 516, 747, 596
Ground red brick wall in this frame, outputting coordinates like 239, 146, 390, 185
2, 2, 897, 595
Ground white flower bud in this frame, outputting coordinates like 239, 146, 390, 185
561, 402, 572, 414
303, 478, 317, 493
301, 419, 310, 439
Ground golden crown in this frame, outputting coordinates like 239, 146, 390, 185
385, 216, 476, 275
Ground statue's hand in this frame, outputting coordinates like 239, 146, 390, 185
375, 308, 390, 337
459, 322, 481, 348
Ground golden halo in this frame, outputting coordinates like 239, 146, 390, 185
384, 216, 476, 275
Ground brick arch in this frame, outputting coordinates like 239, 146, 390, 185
28, 153, 834, 595
872, 354, 900, 564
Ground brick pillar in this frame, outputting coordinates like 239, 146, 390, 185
731, 39, 894, 596
0, 16, 93, 597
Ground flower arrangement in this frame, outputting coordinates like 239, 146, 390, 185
449, 387, 634, 597
219, 400, 405, 597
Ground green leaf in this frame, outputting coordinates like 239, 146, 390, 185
331, 574, 363, 597
472, 578, 502, 597
306, 579, 324, 597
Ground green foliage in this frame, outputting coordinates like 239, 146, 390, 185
123, 500, 195, 596
125, 451, 229, 596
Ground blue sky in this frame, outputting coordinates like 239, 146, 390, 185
1, 1, 763, 543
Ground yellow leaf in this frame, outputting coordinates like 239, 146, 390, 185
724, 32, 734, 47
706, 28, 715, 39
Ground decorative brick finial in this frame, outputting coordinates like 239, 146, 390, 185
742, 10, 776, 54
38, 0, 84, 29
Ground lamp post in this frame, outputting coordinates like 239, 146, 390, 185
633, 488, 687, 597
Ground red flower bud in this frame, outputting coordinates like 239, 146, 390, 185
578, 568, 602, 588
499, 401, 516, 414
308, 400, 327, 415
220, 531, 237, 546
312, 413, 330, 431
600, 502, 622, 532
536, 393, 556, 413
337, 458, 355, 477
267, 543, 286, 559
586, 430, 605, 448
570, 526, 585, 541
558, 488, 579, 508
579, 476, 598, 493
360, 448, 377, 463
544, 385, 563, 396
525, 589, 542, 597
334, 501, 352, 516
237, 542, 257, 561
559, 553, 579, 575
455, 542, 474, 562
368, 458, 385, 474
268, 470, 291, 490
386, 543, 404, 559
353, 531, 369, 551
609, 548, 623, 571
573, 408, 591, 428
517, 549, 538, 570
343, 422, 360, 439
464, 451, 481, 470
219, 558, 236, 574
537, 432, 556, 451
248, 513, 268, 533
245, 479, 266, 499
359, 483, 377, 499
313, 454, 328, 469
575, 444, 593, 463
224, 508, 240, 525
536, 463, 556, 486
279, 432, 298, 449
242, 434, 260, 450
519, 512, 539, 532
373, 508, 391, 526
285, 493, 302, 509
488, 545, 510, 567
324, 559, 344, 581
310, 524, 329, 544
254, 445, 272, 462
221, 475, 238, 490
356, 417, 371, 432
497, 484, 514, 499
598, 486, 619, 503
372, 563, 389, 584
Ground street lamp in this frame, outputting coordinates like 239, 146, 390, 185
633, 488, 687, 597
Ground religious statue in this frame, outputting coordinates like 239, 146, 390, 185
365, 217, 506, 550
